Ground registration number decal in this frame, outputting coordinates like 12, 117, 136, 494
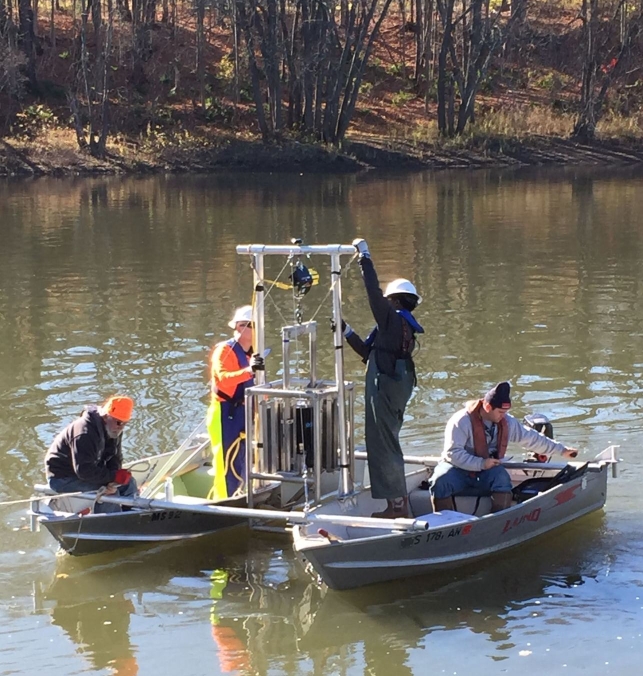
400, 523, 473, 549
151, 510, 182, 521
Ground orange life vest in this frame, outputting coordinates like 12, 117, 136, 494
466, 399, 508, 459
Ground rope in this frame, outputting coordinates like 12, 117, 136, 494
309, 251, 358, 323
206, 432, 245, 501
0, 489, 94, 507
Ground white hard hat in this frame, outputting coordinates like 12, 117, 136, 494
228, 305, 253, 329
383, 279, 422, 304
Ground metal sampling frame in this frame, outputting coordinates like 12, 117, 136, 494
235, 244, 359, 512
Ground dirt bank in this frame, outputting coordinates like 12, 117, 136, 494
2, 133, 643, 179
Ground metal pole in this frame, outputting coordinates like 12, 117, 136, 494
353, 450, 591, 473
313, 394, 323, 503
282, 326, 291, 389
31, 486, 429, 531
252, 253, 265, 386
331, 252, 352, 499
247, 253, 265, 519
245, 392, 254, 510
237, 244, 355, 257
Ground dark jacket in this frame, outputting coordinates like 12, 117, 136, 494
346, 256, 417, 377
45, 406, 122, 484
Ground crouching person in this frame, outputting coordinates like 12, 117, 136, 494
45, 395, 138, 513
430, 382, 578, 514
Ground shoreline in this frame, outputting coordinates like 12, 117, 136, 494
2, 133, 643, 178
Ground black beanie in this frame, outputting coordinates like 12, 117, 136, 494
484, 382, 512, 410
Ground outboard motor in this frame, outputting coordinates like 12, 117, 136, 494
523, 413, 553, 439
523, 413, 554, 463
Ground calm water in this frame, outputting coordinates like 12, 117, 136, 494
1, 170, 642, 675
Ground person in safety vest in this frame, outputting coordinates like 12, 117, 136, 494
44, 395, 137, 513
207, 305, 264, 500
430, 382, 578, 513
342, 238, 424, 519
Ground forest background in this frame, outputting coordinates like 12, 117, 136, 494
2, 0, 643, 175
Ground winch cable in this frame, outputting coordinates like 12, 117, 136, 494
309, 250, 359, 324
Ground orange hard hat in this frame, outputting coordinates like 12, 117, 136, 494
102, 395, 134, 422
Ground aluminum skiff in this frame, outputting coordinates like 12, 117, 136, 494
29, 429, 281, 556
292, 449, 617, 591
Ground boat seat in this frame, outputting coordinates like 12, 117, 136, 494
452, 495, 492, 516
179, 464, 215, 499
450, 486, 494, 516
409, 485, 434, 517
408, 484, 493, 517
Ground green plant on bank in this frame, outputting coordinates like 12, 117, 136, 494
217, 54, 236, 85
12, 104, 59, 138
204, 97, 234, 123
386, 62, 406, 77
359, 81, 373, 97
391, 90, 414, 106
528, 70, 561, 92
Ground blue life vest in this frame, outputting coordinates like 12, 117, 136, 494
364, 309, 424, 354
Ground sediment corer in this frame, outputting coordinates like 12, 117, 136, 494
523, 413, 554, 463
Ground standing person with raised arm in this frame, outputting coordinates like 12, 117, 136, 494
342, 239, 424, 518
207, 305, 265, 500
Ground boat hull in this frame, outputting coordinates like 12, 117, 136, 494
293, 463, 608, 590
38, 492, 268, 556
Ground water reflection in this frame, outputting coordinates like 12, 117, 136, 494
35, 512, 613, 675
3, 169, 643, 674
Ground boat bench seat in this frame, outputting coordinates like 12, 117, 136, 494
174, 464, 215, 499
409, 485, 493, 517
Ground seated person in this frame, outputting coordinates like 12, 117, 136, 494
430, 382, 578, 513
45, 395, 137, 513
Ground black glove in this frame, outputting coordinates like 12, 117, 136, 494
249, 353, 265, 372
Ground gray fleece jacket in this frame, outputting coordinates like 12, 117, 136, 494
443, 405, 568, 472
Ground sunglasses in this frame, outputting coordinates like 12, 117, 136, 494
109, 417, 127, 428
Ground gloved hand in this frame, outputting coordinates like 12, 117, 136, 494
342, 320, 353, 337
352, 238, 370, 258
114, 469, 132, 485
249, 353, 265, 372
331, 318, 353, 338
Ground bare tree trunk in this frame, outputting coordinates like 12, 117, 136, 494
18, 0, 37, 89
95, 0, 112, 157
572, 0, 598, 142
49, 0, 54, 46
1, 0, 9, 33
196, 0, 205, 107
436, 0, 453, 134
236, 0, 270, 139
572, 4, 643, 142
264, 0, 282, 134
91, 0, 101, 47
336, 0, 395, 142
